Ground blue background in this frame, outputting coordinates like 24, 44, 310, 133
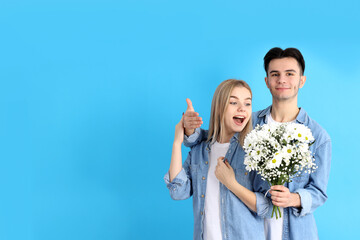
1, 0, 359, 239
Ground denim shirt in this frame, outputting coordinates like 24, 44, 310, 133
164, 132, 265, 240
252, 106, 332, 240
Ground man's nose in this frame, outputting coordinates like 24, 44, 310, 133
277, 74, 286, 83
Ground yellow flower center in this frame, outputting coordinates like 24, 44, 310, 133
287, 149, 292, 153
305, 136, 308, 140
298, 133, 302, 137
257, 151, 260, 155
272, 159, 276, 163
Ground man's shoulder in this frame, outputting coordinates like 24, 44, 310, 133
252, 106, 271, 125
252, 107, 270, 117
252, 109, 264, 118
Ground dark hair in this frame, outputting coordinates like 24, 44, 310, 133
264, 47, 305, 76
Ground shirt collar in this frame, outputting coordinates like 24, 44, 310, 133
259, 105, 307, 124
206, 133, 239, 151
295, 107, 306, 124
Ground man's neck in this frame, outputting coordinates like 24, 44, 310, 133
271, 98, 300, 123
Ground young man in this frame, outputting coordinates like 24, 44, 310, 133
183, 48, 331, 240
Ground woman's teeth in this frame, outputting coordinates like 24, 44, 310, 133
233, 116, 245, 124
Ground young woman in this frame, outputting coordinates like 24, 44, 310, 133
164, 79, 265, 240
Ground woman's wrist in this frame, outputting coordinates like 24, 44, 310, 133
226, 178, 238, 191
173, 141, 182, 147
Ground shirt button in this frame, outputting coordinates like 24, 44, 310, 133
201, 194, 205, 198
245, 172, 248, 175
202, 176, 206, 180
200, 211, 203, 215
205, 161, 208, 164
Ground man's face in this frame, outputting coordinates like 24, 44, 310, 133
223, 86, 252, 138
265, 57, 306, 102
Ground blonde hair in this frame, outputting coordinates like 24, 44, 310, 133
207, 79, 253, 146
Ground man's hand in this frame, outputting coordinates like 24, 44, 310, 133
270, 185, 301, 208
183, 98, 203, 136
215, 157, 236, 189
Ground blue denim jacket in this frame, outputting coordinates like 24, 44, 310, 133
252, 106, 332, 240
179, 106, 331, 240
164, 133, 265, 240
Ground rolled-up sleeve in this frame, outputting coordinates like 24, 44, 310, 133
253, 176, 273, 218
184, 128, 208, 148
255, 192, 273, 218
164, 152, 193, 200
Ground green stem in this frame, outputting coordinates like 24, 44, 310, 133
275, 206, 278, 219
278, 206, 282, 218
271, 206, 275, 218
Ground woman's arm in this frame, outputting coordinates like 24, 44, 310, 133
215, 157, 257, 212
169, 117, 184, 182
164, 117, 193, 200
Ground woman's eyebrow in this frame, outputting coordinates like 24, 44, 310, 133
230, 96, 252, 100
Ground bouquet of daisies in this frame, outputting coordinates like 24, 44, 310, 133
243, 123, 317, 219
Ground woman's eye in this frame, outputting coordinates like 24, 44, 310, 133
230, 102, 237, 105
246, 103, 251, 106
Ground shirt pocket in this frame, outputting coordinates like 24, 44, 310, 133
234, 167, 252, 189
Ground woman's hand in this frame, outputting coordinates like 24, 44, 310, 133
174, 116, 184, 145
215, 157, 236, 189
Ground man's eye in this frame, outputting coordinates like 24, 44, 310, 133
271, 73, 279, 77
246, 103, 251, 106
287, 73, 294, 76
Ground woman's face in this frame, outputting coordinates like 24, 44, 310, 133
223, 86, 252, 139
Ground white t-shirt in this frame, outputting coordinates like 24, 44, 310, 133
203, 141, 230, 240
264, 113, 296, 240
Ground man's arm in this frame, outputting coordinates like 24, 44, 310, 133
255, 139, 332, 218
183, 98, 202, 136
291, 140, 332, 216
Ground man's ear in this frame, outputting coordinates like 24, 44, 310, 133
265, 77, 270, 89
299, 75, 306, 88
